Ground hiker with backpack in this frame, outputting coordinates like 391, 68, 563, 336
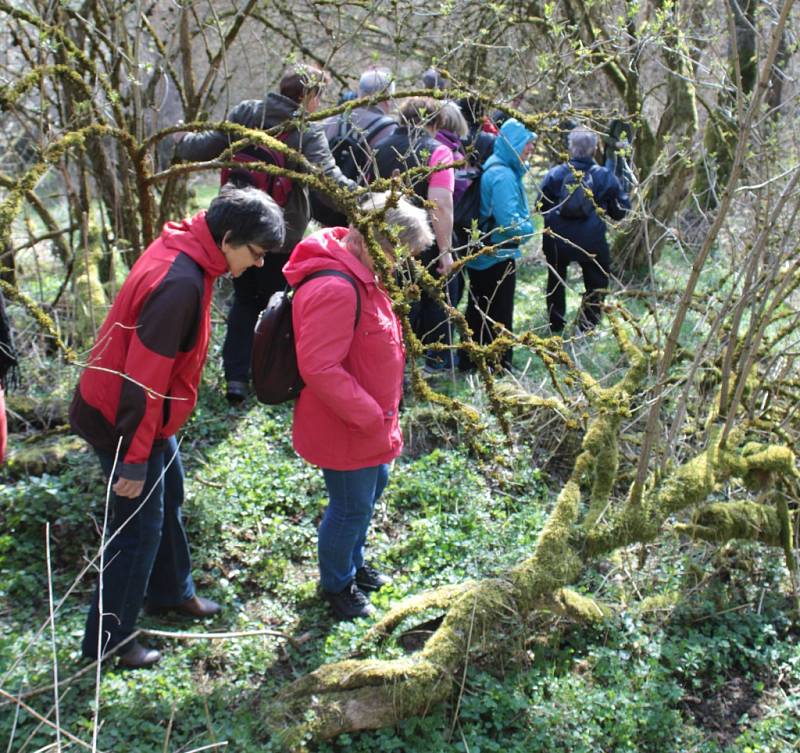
460, 118, 537, 372
70, 186, 285, 669
539, 126, 630, 334
311, 67, 398, 227
283, 192, 433, 620
175, 64, 357, 403
374, 97, 457, 371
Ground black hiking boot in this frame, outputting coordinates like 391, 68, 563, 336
355, 565, 392, 593
322, 581, 375, 620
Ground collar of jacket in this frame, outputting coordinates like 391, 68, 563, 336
569, 157, 596, 170
161, 211, 229, 279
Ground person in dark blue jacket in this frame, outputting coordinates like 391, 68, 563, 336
540, 127, 630, 333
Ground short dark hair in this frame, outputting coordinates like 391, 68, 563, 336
279, 64, 330, 104
206, 186, 285, 250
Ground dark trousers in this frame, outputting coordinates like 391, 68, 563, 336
462, 258, 516, 369
544, 244, 609, 333
82, 436, 194, 659
409, 246, 463, 369
222, 253, 289, 383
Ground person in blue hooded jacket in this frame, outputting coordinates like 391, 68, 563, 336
461, 118, 536, 371
539, 126, 630, 333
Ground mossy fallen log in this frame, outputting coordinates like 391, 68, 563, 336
263, 329, 798, 750
5, 394, 69, 432
5, 434, 85, 478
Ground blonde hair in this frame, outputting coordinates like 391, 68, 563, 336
358, 191, 433, 255
436, 101, 468, 138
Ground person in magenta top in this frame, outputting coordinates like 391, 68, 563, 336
374, 98, 458, 371
283, 192, 433, 620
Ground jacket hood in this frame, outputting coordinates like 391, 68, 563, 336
264, 92, 301, 125
492, 118, 536, 176
161, 211, 228, 278
283, 227, 375, 288
435, 129, 463, 154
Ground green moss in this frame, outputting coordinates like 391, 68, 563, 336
675, 500, 783, 546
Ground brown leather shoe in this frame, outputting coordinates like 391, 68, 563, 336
117, 640, 161, 669
145, 594, 221, 619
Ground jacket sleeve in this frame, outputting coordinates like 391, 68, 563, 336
299, 124, 358, 191
539, 168, 561, 214
600, 170, 631, 221
115, 279, 201, 479
487, 170, 534, 245
293, 278, 384, 433
175, 101, 253, 162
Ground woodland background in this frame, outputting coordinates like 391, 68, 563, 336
1, 0, 799, 751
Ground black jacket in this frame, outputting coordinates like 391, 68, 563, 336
540, 157, 630, 258
373, 126, 441, 201
177, 93, 356, 252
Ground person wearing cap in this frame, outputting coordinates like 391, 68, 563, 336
326, 67, 397, 149
461, 118, 537, 371
421, 67, 447, 91
312, 67, 399, 227
70, 187, 285, 669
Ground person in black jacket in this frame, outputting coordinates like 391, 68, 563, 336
0, 288, 16, 465
176, 64, 357, 402
539, 126, 630, 333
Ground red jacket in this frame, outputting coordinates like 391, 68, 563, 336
284, 228, 405, 471
69, 212, 228, 480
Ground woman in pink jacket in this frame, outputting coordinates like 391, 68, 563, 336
284, 193, 433, 619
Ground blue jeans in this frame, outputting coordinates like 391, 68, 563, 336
318, 464, 389, 593
82, 436, 195, 658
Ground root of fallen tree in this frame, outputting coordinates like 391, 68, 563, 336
263, 331, 798, 750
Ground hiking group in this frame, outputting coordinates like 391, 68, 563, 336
55, 63, 631, 668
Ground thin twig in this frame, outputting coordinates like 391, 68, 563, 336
44, 522, 62, 753
0, 689, 95, 752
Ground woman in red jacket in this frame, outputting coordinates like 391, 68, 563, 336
71, 186, 285, 668
284, 193, 433, 619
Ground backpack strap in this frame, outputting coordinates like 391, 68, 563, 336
362, 115, 395, 146
294, 270, 362, 329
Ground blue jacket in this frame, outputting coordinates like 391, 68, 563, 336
540, 158, 630, 259
470, 118, 536, 271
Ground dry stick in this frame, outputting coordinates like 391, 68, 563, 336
0, 690, 94, 753
448, 593, 479, 741
91, 437, 120, 753
182, 743, 228, 753
140, 628, 304, 646
4, 683, 23, 753
629, 0, 795, 505
44, 523, 62, 753
0, 439, 182, 689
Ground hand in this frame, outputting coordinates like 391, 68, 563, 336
113, 476, 145, 499
437, 251, 454, 276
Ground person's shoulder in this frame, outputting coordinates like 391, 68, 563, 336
226, 99, 269, 127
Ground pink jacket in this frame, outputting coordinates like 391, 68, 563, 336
283, 228, 405, 470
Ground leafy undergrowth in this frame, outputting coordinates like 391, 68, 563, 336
1, 259, 799, 752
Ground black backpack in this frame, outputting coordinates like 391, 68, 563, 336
310, 114, 396, 228
331, 113, 396, 183
558, 165, 599, 220
251, 270, 361, 405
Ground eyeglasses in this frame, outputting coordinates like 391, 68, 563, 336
246, 243, 268, 262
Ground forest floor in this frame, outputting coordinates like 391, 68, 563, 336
1, 240, 799, 753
